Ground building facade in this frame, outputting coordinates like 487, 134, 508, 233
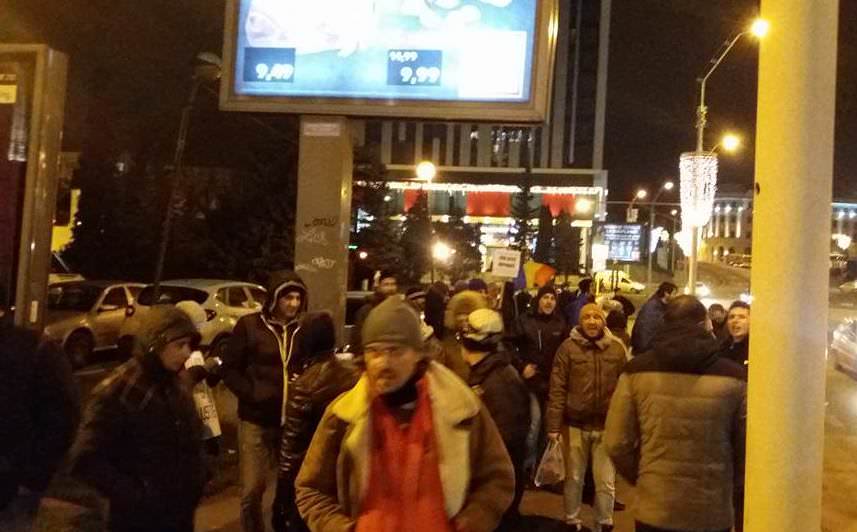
352, 0, 613, 267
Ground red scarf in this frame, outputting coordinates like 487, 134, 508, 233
356, 378, 453, 532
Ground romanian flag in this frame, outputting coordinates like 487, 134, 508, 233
514, 260, 557, 290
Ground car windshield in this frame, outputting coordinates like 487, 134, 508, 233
47, 283, 102, 312
136, 285, 208, 306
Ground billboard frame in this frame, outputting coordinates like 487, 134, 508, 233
219, 0, 558, 123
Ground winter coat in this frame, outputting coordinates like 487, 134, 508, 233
630, 296, 668, 353
517, 310, 569, 401
294, 362, 515, 532
221, 271, 307, 427
276, 354, 359, 531
604, 321, 747, 532
565, 291, 594, 328
466, 352, 531, 459
70, 354, 207, 531
719, 336, 749, 366
0, 326, 79, 509
546, 328, 627, 433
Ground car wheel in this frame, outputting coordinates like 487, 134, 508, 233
65, 330, 94, 369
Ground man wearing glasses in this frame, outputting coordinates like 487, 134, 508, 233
295, 297, 515, 532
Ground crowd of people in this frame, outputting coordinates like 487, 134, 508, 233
0, 270, 753, 532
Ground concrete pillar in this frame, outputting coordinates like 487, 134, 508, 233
295, 116, 353, 341
745, 1, 838, 531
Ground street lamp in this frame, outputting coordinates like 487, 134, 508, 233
416, 160, 437, 181
647, 180, 675, 286
152, 52, 222, 300
627, 189, 648, 221
685, 19, 767, 295
431, 241, 453, 282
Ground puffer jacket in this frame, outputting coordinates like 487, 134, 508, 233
221, 271, 307, 427
275, 353, 359, 531
517, 310, 568, 401
546, 327, 626, 433
604, 321, 747, 531
295, 362, 514, 532
70, 308, 207, 531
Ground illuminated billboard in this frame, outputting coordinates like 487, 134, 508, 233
594, 224, 644, 263
221, 0, 558, 122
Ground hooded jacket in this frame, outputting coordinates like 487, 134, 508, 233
604, 321, 747, 531
630, 295, 668, 353
546, 327, 627, 433
70, 307, 206, 531
294, 362, 514, 532
221, 271, 308, 427
517, 288, 569, 400
0, 323, 79, 510
466, 352, 530, 458
437, 291, 488, 380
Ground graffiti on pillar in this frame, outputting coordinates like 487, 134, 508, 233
296, 226, 329, 245
304, 217, 338, 228
311, 257, 336, 270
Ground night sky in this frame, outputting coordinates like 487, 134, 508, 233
2, 1, 855, 199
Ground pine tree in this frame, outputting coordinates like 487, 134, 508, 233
399, 191, 433, 285
554, 210, 582, 279
510, 171, 538, 261
534, 205, 555, 265
433, 202, 483, 282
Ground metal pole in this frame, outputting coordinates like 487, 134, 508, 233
152, 79, 201, 301
745, 2, 837, 530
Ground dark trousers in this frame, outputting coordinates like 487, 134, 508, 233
635, 523, 729, 532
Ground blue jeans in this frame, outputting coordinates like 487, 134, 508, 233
239, 421, 281, 532
563, 427, 615, 527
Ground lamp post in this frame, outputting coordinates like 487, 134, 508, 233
627, 189, 647, 222
685, 19, 767, 295
647, 181, 674, 286
152, 53, 222, 301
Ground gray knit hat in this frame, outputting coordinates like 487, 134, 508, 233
362, 297, 423, 350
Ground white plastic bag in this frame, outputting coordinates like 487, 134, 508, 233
534, 437, 566, 487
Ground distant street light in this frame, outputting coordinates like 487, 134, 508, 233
152, 52, 222, 300
358, 251, 368, 260
575, 197, 594, 214
416, 161, 437, 181
431, 240, 453, 283
721, 133, 742, 153
685, 19, 767, 295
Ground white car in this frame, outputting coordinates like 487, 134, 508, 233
831, 319, 857, 377
119, 279, 267, 357
43, 281, 145, 368
839, 280, 857, 295
594, 271, 645, 294
684, 281, 711, 298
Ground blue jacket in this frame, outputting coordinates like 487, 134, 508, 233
631, 296, 668, 353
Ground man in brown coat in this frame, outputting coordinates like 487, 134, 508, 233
546, 303, 626, 532
295, 298, 514, 532
604, 296, 747, 532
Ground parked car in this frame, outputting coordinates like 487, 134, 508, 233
594, 270, 645, 294
49, 252, 84, 285
43, 280, 145, 368
684, 281, 711, 298
119, 279, 266, 358
831, 318, 857, 377
839, 279, 857, 295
